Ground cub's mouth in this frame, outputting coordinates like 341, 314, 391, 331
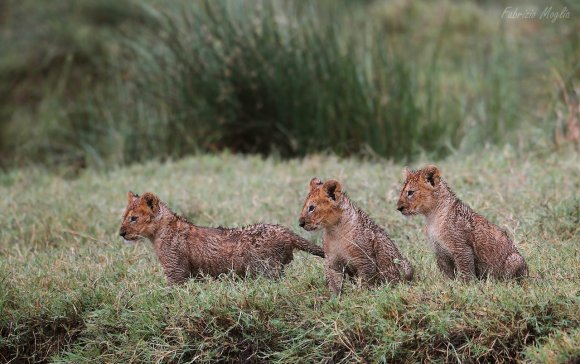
120, 230, 141, 243
301, 223, 320, 232
400, 209, 417, 216
397, 206, 412, 216
121, 235, 141, 244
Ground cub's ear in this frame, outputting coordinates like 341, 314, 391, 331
403, 167, 412, 180
141, 192, 160, 214
323, 179, 342, 201
423, 165, 441, 187
128, 191, 139, 203
309, 177, 323, 190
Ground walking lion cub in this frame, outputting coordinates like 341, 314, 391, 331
299, 178, 413, 295
396, 165, 528, 280
119, 191, 324, 284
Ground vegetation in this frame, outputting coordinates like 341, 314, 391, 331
0, 0, 577, 167
1, 146, 578, 362
0, 0, 578, 361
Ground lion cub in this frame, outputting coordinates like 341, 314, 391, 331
396, 165, 528, 281
299, 178, 413, 295
119, 191, 324, 284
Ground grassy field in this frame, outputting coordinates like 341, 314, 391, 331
1, 0, 577, 362
0, 145, 578, 362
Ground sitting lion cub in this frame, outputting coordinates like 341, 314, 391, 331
119, 191, 324, 284
299, 178, 413, 295
396, 165, 528, 280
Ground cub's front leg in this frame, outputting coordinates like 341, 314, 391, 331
435, 252, 456, 279
324, 257, 345, 296
450, 243, 476, 281
432, 239, 456, 279
157, 248, 192, 285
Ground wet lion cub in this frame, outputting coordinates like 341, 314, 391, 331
119, 191, 324, 284
396, 165, 528, 280
299, 178, 413, 295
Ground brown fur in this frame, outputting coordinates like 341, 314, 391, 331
396, 165, 528, 281
119, 192, 324, 284
299, 178, 413, 295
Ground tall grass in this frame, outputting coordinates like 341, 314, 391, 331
0, 0, 144, 166
127, 1, 432, 159
0, 0, 573, 167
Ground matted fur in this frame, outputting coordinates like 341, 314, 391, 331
119, 192, 324, 284
299, 178, 413, 295
396, 165, 528, 281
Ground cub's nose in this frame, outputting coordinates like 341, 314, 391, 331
397, 205, 404, 212
119, 230, 127, 238
299, 218, 305, 228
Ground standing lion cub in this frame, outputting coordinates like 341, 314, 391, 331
119, 191, 324, 284
396, 165, 528, 280
299, 178, 413, 295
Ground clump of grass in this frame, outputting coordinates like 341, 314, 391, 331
114, 1, 432, 160
0, 0, 558, 167
0, 0, 144, 166
525, 327, 580, 362
0, 148, 578, 362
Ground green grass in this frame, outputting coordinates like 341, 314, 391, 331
1, 0, 577, 167
1, 146, 578, 362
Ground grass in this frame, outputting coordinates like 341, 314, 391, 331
0, 146, 578, 362
1, 0, 577, 167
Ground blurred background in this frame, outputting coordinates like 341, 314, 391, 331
0, 0, 577, 169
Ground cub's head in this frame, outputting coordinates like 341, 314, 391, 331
396, 165, 441, 216
119, 191, 161, 242
299, 178, 343, 231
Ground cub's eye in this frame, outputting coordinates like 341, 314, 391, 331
407, 190, 414, 197
308, 205, 315, 213
130, 216, 138, 223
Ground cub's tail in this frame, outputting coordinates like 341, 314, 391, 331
287, 231, 325, 258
